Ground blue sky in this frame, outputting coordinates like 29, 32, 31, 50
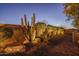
0, 3, 72, 28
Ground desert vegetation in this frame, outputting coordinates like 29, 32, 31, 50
0, 13, 65, 55
0, 3, 79, 55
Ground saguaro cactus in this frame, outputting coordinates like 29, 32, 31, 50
24, 14, 28, 29
31, 13, 36, 43
31, 13, 35, 26
26, 21, 31, 41
21, 17, 24, 26
20, 16, 29, 44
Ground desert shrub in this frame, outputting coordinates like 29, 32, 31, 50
35, 22, 47, 37
0, 27, 13, 39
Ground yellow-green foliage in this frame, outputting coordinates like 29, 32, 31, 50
35, 22, 46, 37
56, 27, 64, 37
47, 25, 64, 39
31, 29, 36, 41
47, 25, 56, 38
35, 23, 64, 41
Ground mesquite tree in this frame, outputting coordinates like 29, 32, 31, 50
64, 3, 79, 29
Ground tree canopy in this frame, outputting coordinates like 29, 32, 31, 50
64, 3, 79, 29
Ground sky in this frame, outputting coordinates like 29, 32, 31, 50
0, 3, 73, 28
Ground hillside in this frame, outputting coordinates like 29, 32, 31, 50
0, 24, 79, 56
0, 14, 79, 56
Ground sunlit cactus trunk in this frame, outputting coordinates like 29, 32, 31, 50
24, 14, 28, 30
20, 15, 30, 44
26, 21, 31, 41
30, 13, 36, 43
23, 14, 28, 36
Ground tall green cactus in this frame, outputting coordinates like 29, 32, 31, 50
30, 13, 36, 43
20, 13, 65, 44
21, 17, 24, 26
24, 14, 28, 30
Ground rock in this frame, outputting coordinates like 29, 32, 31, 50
4, 45, 25, 54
